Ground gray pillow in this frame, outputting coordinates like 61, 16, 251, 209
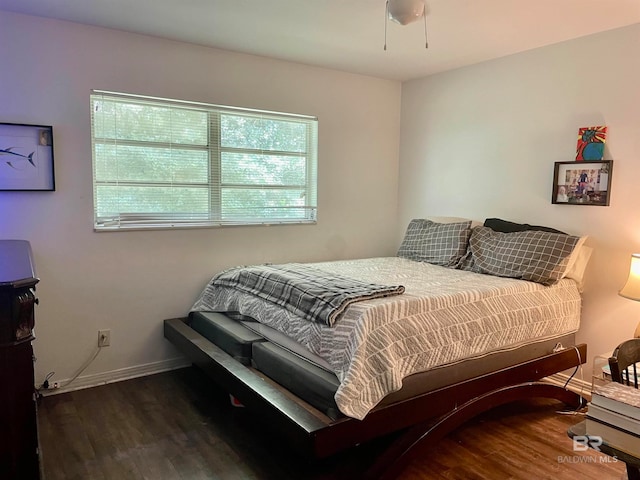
461, 226, 580, 285
397, 219, 472, 267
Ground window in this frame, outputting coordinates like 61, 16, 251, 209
90, 91, 318, 231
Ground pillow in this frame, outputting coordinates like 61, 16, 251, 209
484, 218, 567, 235
483, 217, 591, 286
563, 244, 593, 291
426, 216, 483, 228
462, 226, 580, 285
397, 219, 472, 267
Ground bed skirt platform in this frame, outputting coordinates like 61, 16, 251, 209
164, 316, 587, 478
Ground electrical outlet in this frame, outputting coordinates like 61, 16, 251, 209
98, 329, 111, 347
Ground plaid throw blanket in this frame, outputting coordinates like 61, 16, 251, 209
210, 263, 405, 326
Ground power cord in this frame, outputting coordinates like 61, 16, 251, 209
36, 371, 56, 403
562, 346, 583, 388
40, 371, 55, 390
36, 345, 104, 395
61, 346, 103, 389
557, 345, 587, 416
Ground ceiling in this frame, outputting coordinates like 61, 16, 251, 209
1, 0, 639, 81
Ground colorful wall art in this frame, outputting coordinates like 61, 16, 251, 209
576, 125, 607, 161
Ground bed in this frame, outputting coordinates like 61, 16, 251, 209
164, 218, 591, 479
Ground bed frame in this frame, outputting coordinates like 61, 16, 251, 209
164, 317, 586, 479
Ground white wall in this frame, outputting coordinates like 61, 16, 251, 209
0, 12, 401, 387
399, 24, 640, 377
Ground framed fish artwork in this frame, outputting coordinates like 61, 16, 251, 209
576, 125, 607, 161
0, 123, 55, 191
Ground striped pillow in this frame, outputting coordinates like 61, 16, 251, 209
397, 219, 472, 267
461, 226, 580, 285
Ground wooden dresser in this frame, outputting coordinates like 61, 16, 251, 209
0, 240, 40, 479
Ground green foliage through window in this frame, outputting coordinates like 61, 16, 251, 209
91, 91, 318, 230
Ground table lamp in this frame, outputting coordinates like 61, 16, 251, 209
619, 253, 640, 338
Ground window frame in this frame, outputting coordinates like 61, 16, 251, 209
90, 90, 318, 231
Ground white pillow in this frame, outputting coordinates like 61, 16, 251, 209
563, 244, 593, 291
426, 216, 483, 228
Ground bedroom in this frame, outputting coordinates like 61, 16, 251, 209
0, 0, 639, 478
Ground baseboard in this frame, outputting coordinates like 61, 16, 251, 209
545, 371, 592, 399
38, 357, 192, 396
38, 358, 593, 399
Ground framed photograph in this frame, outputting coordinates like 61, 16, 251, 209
0, 123, 55, 191
552, 160, 612, 206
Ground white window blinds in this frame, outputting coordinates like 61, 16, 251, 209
90, 90, 318, 231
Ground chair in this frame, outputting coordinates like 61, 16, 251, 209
608, 338, 640, 388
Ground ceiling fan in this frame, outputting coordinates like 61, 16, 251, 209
384, 0, 428, 50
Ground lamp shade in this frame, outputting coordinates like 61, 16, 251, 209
619, 254, 640, 301
388, 0, 425, 25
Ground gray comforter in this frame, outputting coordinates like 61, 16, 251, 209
192, 257, 581, 420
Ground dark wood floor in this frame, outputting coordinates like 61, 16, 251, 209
38, 367, 626, 479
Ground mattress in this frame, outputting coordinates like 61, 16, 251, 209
192, 257, 581, 419
189, 311, 576, 420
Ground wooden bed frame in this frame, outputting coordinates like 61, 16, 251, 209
164, 317, 586, 479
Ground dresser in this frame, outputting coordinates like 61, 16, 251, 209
0, 240, 40, 479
